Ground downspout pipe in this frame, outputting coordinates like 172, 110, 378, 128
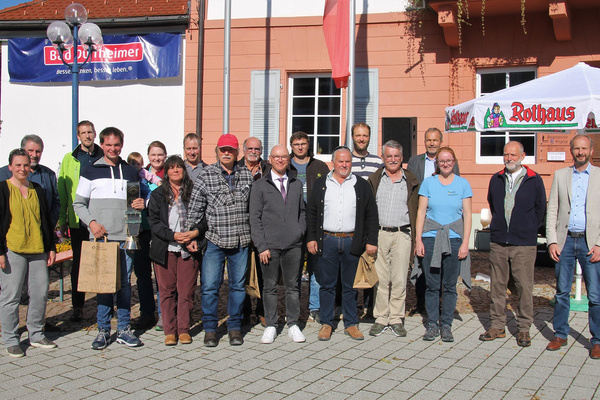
196, 0, 205, 141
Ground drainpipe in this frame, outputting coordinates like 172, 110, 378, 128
196, 0, 205, 140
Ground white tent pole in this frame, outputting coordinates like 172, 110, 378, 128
575, 260, 583, 301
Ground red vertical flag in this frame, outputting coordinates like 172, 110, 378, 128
323, 0, 350, 89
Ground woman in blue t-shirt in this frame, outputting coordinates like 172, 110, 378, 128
415, 147, 472, 343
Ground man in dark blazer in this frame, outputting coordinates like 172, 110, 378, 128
406, 127, 459, 316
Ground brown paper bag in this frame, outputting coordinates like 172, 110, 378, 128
245, 249, 261, 298
77, 238, 121, 293
353, 251, 379, 289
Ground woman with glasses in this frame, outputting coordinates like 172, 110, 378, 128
0, 149, 57, 357
415, 147, 472, 343
147, 155, 202, 346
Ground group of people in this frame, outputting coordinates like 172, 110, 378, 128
0, 121, 599, 361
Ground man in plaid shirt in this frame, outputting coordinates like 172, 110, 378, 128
187, 133, 254, 347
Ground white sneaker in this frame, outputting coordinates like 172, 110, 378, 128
261, 326, 277, 344
288, 325, 306, 343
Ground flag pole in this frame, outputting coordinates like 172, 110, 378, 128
223, 0, 231, 135
345, 0, 355, 147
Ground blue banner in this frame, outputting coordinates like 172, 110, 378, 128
8, 33, 181, 82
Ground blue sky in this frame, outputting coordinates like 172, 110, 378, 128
0, 0, 29, 10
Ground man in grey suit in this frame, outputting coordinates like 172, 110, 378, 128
249, 144, 306, 344
406, 127, 459, 316
546, 134, 600, 359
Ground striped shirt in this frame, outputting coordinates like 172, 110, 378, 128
351, 153, 383, 179
376, 171, 410, 228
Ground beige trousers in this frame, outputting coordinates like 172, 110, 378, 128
373, 230, 412, 325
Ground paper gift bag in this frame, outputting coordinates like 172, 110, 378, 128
353, 251, 379, 289
77, 238, 121, 293
244, 249, 261, 298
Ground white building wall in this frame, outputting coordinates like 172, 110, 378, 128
0, 40, 186, 174
207, 0, 410, 19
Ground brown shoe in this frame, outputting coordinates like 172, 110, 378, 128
517, 331, 531, 347
228, 330, 244, 346
591, 344, 600, 359
479, 328, 506, 341
164, 334, 177, 346
204, 331, 218, 347
318, 324, 333, 341
259, 316, 267, 328
546, 337, 568, 351
179, 333, 192, 345
344, 325, 364, 341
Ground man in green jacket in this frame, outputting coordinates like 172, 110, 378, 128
57, 120, 103, 322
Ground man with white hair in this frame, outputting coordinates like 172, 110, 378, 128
480, 141, 546, 347
367, 140, 419, 337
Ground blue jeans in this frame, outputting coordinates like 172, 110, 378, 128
422, 237, 461, 327
307, 251, 321, 311
318, 234, 359, 328
553, 236, 600, 344
97, 247, 134, 331
201, 241, 248, 332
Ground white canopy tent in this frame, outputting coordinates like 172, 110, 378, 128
445, 62, 600, 133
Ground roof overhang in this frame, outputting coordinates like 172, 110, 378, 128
0, 15, 189, 39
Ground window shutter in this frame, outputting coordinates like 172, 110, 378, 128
250, 70, 281, 157
354, 68, 379, 155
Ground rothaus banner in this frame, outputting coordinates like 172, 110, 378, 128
8, 32, 181, 82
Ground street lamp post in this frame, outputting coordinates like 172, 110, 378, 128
46, 3, 103, 150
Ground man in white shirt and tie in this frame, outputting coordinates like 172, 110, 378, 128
249, 144, 307, 344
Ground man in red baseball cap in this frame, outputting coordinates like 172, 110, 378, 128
187, 133, 254, 347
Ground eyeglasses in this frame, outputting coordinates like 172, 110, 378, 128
437, 159, 455, 165
270, 155, 289, 161
246, 147, 261, 152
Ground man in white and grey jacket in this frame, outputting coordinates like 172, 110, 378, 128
73, 127, 146, 350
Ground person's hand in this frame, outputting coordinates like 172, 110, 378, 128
259, 250, 271, 264
549, 243, 561, 262
47, 251, 56, 267
458, 243, 469, 260
0, 254, 5, 270
415, 239, 425, 257
177, 230, 199, 243
174, 232, 187, 243
89, 220, 107, 239
187, 241, 198, 252
588, 245, 600, 263
59, 224, 70, 238
131, 198, 145, 210
307, 241, 318, 255
366, 244, 377, 257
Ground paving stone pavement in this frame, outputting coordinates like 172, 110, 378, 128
1, 252, 599, 399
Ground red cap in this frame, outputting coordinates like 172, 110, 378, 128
217, 133, 239, 148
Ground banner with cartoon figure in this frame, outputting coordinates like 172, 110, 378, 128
445, 63, 600, 133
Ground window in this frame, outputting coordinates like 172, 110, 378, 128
287, 75, 342, 158
476, 67, 537, 164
